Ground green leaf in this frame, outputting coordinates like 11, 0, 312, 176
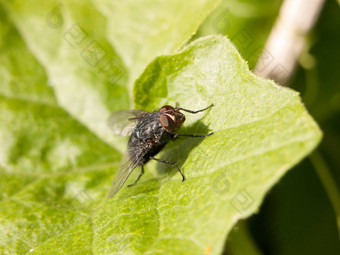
0, 2, 322, 254
19, 36, 321, 255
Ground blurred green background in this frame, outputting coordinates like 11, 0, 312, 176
194, 0, 340, 254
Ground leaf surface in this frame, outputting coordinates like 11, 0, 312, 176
0, 2, 321, 254
27, 36, 320, 255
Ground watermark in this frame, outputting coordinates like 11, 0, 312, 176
81, 40, 107, 67
230, 189, 254, 215
250, 46, 274, 72
212, 169, 231, 195
268, 64, 290, 85
212, 7, 230, 34
45, 2, 63, 29
211, 6, 290, 82
45, 3, 126, 85
63, 23, 87, 49
68, 189, 95, 211
101, 58, 127, 84
231, 29, 255, 51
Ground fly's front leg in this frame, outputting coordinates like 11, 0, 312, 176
172, 132, 214, 140
173, 103, 214, 138
176, 103, 214, 114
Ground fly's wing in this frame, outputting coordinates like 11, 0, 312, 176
108, 143, 149, 197
107, 110, 148, 136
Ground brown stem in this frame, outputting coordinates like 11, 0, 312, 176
254, 0, 325, 86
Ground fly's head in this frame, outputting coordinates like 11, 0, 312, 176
159, 105, 186, 132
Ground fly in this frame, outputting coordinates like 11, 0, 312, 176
107, 103, 214, 197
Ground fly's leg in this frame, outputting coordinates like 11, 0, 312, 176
173, 132, 214, 139
176, 103, 214, 114
172, 104, 214, 138
127, 165, 144, 187
173, 104, 214, 138
150, 156, 185, 182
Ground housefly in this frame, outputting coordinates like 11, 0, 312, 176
107, 104, 214, 197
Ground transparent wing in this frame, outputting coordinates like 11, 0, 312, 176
108, 143, 149, 197
107, 110, 148, 136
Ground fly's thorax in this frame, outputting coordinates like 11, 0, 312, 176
159, 105, 185, 132
131, 112, 162, 139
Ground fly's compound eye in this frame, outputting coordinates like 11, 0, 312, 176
160, 114, 177, 131
159, 105, 174, 113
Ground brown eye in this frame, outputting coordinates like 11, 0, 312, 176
159, 105, 174, 113
160, 114, 176, 131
